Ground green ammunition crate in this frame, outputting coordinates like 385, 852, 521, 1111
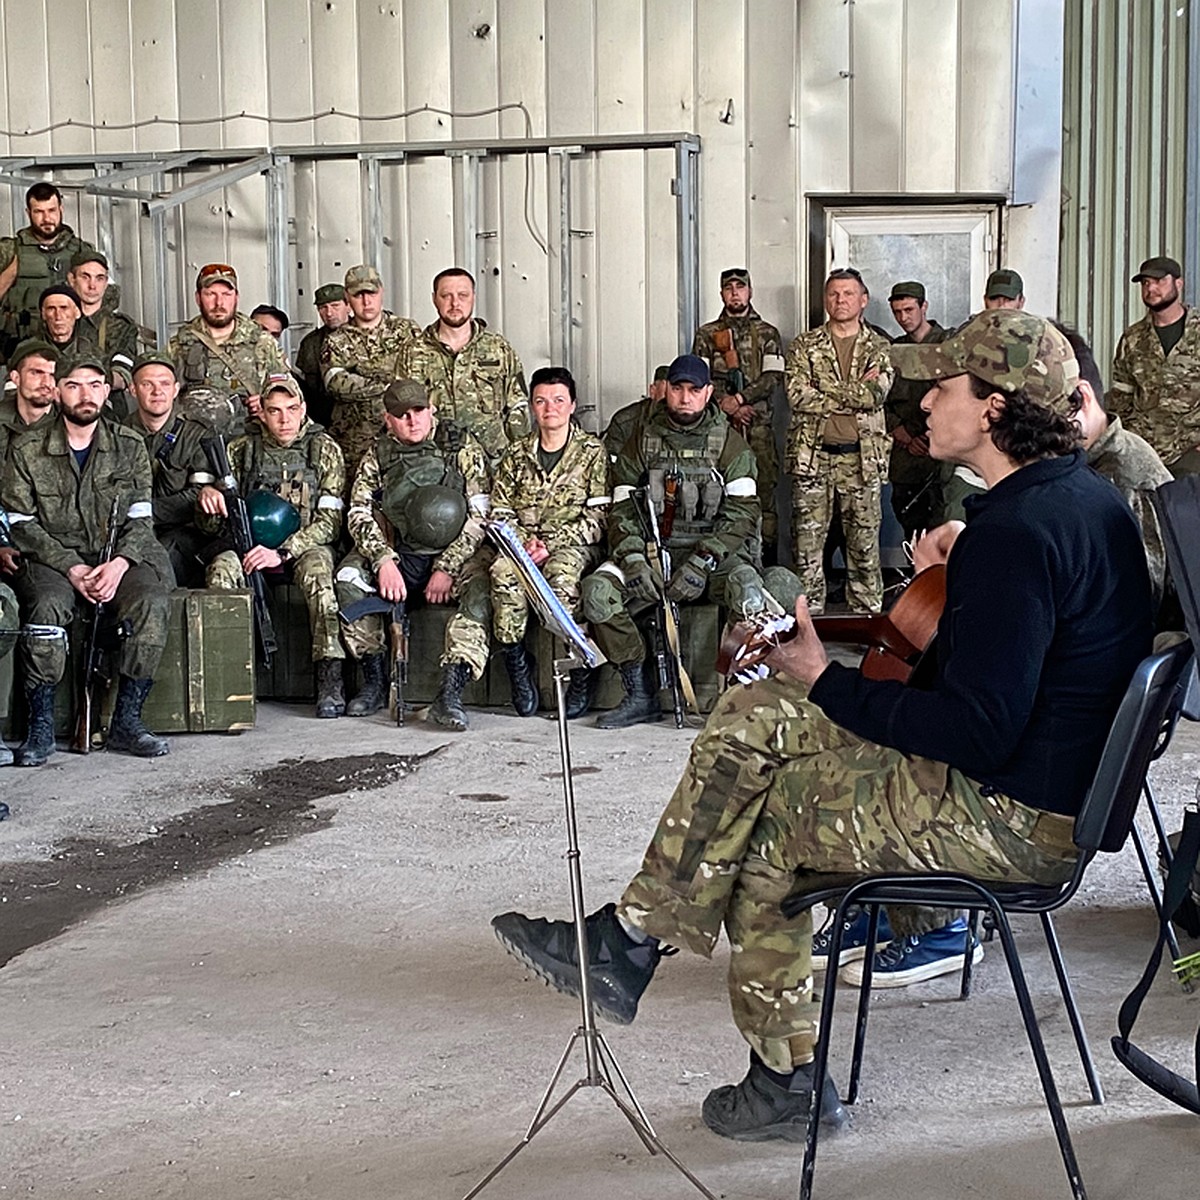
256, 582, 315, 702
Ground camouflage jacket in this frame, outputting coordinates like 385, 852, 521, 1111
603, 396, 656, 466
321, 313, 421, 403
0, 225, 94, 332
167, 312, 287, 436
609, 400, 759, 567
347, 419, 491, 578
491, 425, 610, 554
1087, 415, 1173, 609
0, 396, 57, 466
785, 322, 895, 482
122, 404, 213, 532
0, 414, 171, 578
884, 320, 952, 485
1109, 306, 1200, 465
691, 306, 786, 418
79, 285, 144, 379
395, 319, 530, 462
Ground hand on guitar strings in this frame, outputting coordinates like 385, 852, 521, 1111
910, 520, 966, 573
765, 595, 829, 687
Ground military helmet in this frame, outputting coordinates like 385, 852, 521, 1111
246, 488, 302, 549
402, 485, 467, 552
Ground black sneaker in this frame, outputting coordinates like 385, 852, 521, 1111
491, 902, 667, 1024
701, 1057, 848, 1143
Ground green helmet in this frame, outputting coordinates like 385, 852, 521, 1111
402, 485, 468, 552
246, 488, 302, 549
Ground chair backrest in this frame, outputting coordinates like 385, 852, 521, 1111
1075, 641, 1195, 854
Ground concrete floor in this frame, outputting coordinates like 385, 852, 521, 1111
0, 699, 1197, 1200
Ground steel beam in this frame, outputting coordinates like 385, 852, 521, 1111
266, 158, 292, 355
449, 149, 485, 278
1187, 0, 1200, 303
674, 140, 701, 353
142, 155, 274, 216
150, 172, 170, 347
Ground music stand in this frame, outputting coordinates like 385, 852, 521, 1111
461, 522, 715, 1200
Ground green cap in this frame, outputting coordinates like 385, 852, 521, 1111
59, 353, 108, 379
383, 377, 430, 416
1132, 255, 1182, 282
652, 364, 670, 382
314, 283, 347, 305
889, 310, 1079, 415
720, 268, 751, 286
131, 352, 177, 378
889, 280, 926, 303
7, 338, 60, 369
70, 248, 108, 271
985, 268, 1024, 299
344, 264, 383, 295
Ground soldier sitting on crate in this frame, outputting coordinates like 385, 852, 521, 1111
428, 366, 609, 730
0, 353, 174, 765
334, 378, 491, 717
580, 353, 801, 729
198, 372, 348, 718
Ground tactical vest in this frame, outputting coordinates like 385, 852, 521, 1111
374, 421, 467, 529
244, 429, 325, 529
641, 424, 729, 549
1, 229, 86, 340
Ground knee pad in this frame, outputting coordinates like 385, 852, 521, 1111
762, 565, 804, 613
581, 571, 623, 625
725, 563, 765, 616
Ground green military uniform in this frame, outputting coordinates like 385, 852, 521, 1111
295, 324, 337, 428
0, 416, 173, 687
443, 425, 608, 680
785, 323, 894, 613
1109, 306, 1200, 473
167, 313, 287, 437
0, 396, 57, 464
396, 319, 530, 464
0, 225, 94, 353
0, 580, 15, 637
692, 308, 785, 552
320, 313, 421, 476
337, 419, 491, 659
205, 417, 346, 662
884, 320, 951, 540
79, 285, 144, 381
602, 396, 656, 468
123, 404, 215, 586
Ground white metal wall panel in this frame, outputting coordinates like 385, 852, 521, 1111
957, 0, 1014, 194
265, 0, 316, 148
46, 0, 95, 157
4, 3, 52, 155
798, 0, 852, 197
128, 0, 180, 154
849, 0, 904, 193
902, 0, 959, 193
545, 0, 597, 136
173, 0, 224, 150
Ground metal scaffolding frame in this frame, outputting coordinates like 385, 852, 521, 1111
0, 133, 702, 358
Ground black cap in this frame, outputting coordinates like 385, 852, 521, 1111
1132, 256, 1182, 282
667, 354, 710, 388
39, 284, 83, 309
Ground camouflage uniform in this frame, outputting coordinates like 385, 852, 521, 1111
205, 419, 346, 662
295, 324, 337, 428
1109, 306, 1200, 472
0, 579, 15, 640
785, 323, 894, 613
0, 225, 93, 354
692, 308, 786, 550
320, 314, 421, 476
0, 416, 173, 686
167, 313, 287, 437
79, 285, 145, 382
444, 426, 608, 680
395, 319, 531, 464
0, 397, 56, 465
337, 420, 491, 659
602, 396, 656, 468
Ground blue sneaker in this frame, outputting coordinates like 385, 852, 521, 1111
838, 919, 982, 988
811, 905, 893, 971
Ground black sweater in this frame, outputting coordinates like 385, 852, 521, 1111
810, 452, 1153, 816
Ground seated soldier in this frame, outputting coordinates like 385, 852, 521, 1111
335, 378, 490, 716
1, 339, 60, 453
429, 366, 609, 730
581, 353, 799, 729
35, 285, 133, 418
198, 373, 347, 717
602, 365, 668, 466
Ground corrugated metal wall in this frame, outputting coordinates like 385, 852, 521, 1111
0, 0, 1023, 425
1060, 0, 1192, 384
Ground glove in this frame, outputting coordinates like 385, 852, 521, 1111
623, 554, 664, 605
665, 553, 712, 604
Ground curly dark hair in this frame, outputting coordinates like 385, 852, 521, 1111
969, 375, 1081, 463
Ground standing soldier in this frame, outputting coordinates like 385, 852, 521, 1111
167, 264, 286, 437
1109, 255, 1200, 476
691, 269, 786, 559
1, 354, 174, 766
785, 268, 894, 613
320, 265, 421, 479
0, 183, 95, 357
335, 378, 491, 717
430, 366, 606, 730
198, 373, 347, 718
295, 283, 350, 428
396, 268, 530, 465
67, 249, 144, 383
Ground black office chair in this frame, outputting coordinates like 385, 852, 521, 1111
782, 640, 1195, 1200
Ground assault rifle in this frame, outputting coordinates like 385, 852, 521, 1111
338, 594, 410, 726
202, 434, 278, 667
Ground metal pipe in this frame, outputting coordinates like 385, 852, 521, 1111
1186, 0, 1200, 301
551, 148, 575, 372
141, 155, 274, 215
150, 172, 169, 347
674, 141, 700, 353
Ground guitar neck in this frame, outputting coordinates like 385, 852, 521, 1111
810, 614, 884, 646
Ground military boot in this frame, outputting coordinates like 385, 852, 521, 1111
106, 677, 170, 758
346, 654, 388, 717
14, 682, 56, 767
428, 662, 471, 731
501, 642, 539, 717
597, 661, 662, 729
564, 666, 597, 720
315, 658, 346, 719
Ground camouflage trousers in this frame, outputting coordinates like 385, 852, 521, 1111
335, 550, 437, 659
791, 450, 883, 614
208, 547, 344, 661
744, 416, 780, 554
0, 580, 18, 660
330, 397, 386, 489
616, 673, 1078, 1073
14, 560, 172, 686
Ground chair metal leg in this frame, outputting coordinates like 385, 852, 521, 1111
1039, 912, 1105, 1105
845, 905, 882, 1103
1130, 820, 1185, 969
960, 909, 981, 999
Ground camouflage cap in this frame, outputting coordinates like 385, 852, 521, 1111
260, 371, 301, 399
889, 280, 926, 303
344, 264, 383, 296
1132, 255, 1182, 282
7, 338, 60, 369
69, 248, 108, 271
196, 262, 238, 290
889, 310, 1080, 414
58, 353, 108, 379
131, 352, 178, 378
314, 283, 347, 306
720, 268, 751, 286
383, 377, 430, 416
985, 268, 1024, 299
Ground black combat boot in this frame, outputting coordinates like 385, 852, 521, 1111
501, 642, 539, 717
14, 682, 56, 767
346, 654, 388, 717
315, 658, 346, 719
597, 661, 662, 729
428, 662, 472, 731
564, 666, 597, 720
106, 677, 170, 758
